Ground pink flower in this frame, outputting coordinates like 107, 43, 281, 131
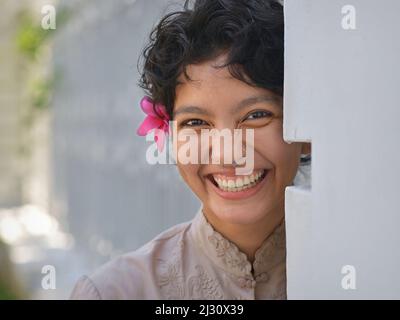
136, 96, 170, 152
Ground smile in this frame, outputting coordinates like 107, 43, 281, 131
210, 169, 266, 191
206, 169, 269, 200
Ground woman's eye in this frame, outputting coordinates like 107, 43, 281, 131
180, 119, 208, 127
245, 110, 273, 120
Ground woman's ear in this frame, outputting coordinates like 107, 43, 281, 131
301, 142, 311, 155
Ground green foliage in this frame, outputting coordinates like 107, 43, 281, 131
0, 239, 24, 300
32, 76, 55, 110
0, 285, 19, 300
15, 11, 51, 60
15, 7, 70, 60
14, 7, 67, 116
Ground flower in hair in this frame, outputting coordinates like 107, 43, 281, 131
136, 96, 170, 152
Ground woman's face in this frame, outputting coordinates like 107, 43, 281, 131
173, 55, 310, 225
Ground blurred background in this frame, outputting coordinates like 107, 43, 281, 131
0, 0, 200, 299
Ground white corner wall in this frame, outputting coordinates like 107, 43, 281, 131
284, 0, 400, 299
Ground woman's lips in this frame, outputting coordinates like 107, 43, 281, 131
205, 169, 269, 200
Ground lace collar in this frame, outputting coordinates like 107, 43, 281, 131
190, 204, 286, 280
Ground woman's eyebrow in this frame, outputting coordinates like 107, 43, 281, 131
232, 95, 281, 114
173, 105, 211, 117
173, 95, 281, 117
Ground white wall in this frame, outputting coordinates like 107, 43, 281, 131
284, 0, 400, 299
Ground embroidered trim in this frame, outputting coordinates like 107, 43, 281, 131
156, 237, 225, 299
156, 206, 287, 300
188, 265, 224, 300
198, 209, 286, 279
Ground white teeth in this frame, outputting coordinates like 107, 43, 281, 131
236, 178, 243, 188
212, 170, 267, 192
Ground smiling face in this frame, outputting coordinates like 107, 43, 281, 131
173, 55, 310, 228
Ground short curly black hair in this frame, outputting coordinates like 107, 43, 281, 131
138, 0, 284, 119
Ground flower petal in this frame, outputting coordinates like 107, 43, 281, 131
140, 96, 158, 117
140, 96, 170, 120
155, 103, 170, 120
136, 116, 164, 136
154, 129, 167, 152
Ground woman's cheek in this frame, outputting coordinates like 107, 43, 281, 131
253, 125, 288, 162
175, 137, 202, 176
177, 163, 204, 194
254, 125, 301, 182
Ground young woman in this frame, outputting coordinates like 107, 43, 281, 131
70, 0, 311, 300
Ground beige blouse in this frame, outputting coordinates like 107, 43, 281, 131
70, 204, 287, 300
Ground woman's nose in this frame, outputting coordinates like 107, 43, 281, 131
202, 125, 248, 166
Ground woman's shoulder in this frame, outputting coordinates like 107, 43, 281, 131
69, 219, 193, 300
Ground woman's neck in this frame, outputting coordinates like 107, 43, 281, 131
203, 200, 285, 264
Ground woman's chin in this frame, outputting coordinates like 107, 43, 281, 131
207, 201, 270, 225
